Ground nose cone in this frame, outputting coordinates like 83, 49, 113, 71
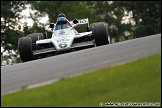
52, 35, 74, 50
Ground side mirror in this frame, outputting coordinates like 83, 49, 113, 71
73, 19, 78, 24
49, 23, 55, 28
45, 25, 53, 32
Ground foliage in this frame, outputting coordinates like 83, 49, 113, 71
1, 1, 161, 65
85, 1, 161, 40
29, 1, 97, 32
116, 1, 161, 38
1, 1, 27, 51
1, 1, 27, 65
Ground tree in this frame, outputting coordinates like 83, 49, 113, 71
2, 1, 160, 66
29, 1, 97, 32
85, 1, 161, 41
118, 1, 161, 38
85, 1, 133, 42
1, 1, 27, 65
1, 1, 26, 50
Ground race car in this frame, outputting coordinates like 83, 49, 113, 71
18, 17, 111, 62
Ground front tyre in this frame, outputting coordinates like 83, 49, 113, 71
93, 22, 110, 46
18, 37, 33, 62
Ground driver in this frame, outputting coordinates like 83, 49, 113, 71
55, 13, 71, 30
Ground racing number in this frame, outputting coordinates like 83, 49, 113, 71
79, 19, 86, 24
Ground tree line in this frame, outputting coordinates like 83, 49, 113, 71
1, 1, 161, 65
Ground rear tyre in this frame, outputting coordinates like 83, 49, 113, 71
93, 22, 110, 46
18, 37, 33, 62
27, 33, 44, 43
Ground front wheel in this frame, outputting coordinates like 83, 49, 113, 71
92, 22, 110, 46
18, 37, 33, 62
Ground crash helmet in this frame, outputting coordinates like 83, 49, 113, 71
58, 13, 66, 18
57, 17, 68, 24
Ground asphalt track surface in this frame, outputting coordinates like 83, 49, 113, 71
1, 34, 161, 95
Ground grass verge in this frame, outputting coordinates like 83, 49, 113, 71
1, 54, 161, 107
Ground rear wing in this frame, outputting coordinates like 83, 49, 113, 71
45, 18, 89, 32
69, 18, 89, 27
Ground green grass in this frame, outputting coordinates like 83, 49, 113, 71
1, 54, 161, 107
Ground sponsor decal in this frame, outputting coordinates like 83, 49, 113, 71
79, 19, 87, 24
55, 37, 70, 43
59, 30, 65, 35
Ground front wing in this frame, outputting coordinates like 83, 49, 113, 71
33, 41, 94, 55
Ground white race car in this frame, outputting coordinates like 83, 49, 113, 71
18, 17, 110, 62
